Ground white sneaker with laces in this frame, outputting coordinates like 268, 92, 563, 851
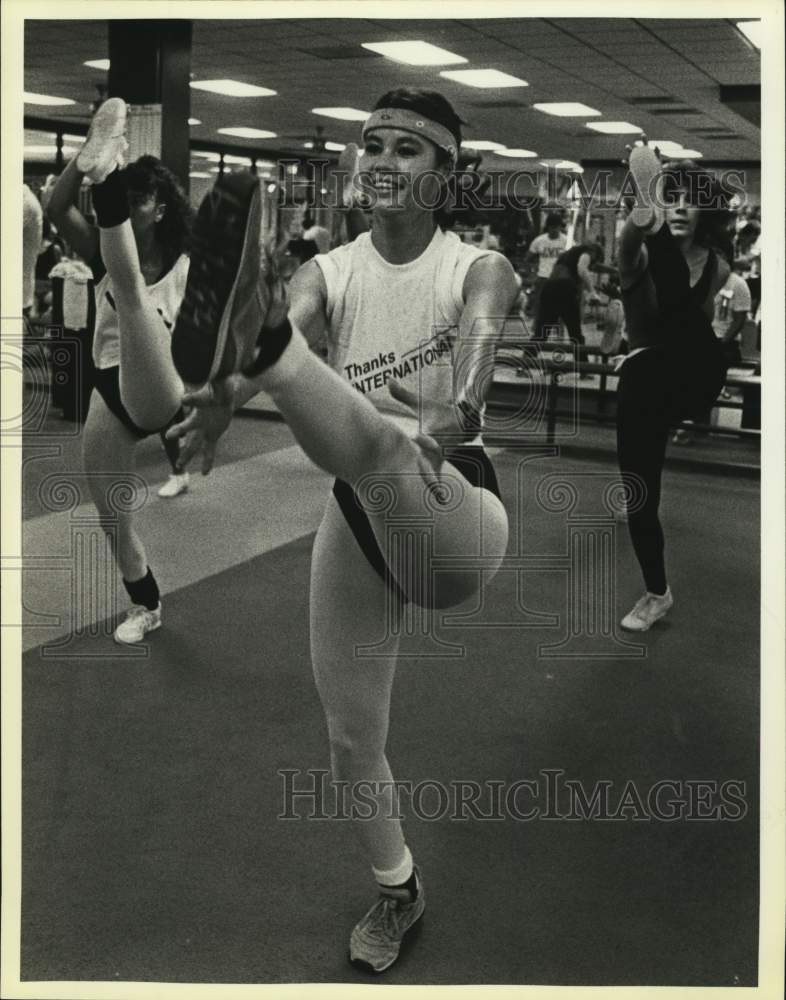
621, 588, 673, 632
157, 472, 189, 498
349, 867, 425, 973
114, 604, 162, 645
76, 97, 129, 184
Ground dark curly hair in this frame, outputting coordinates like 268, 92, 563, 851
372, 87, 474, 228
124, 155, 193, 268
661, 160, 735, 261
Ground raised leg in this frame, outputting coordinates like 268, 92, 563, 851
258, 331, 509, 609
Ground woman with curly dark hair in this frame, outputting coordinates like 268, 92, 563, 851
615, 140, 732, 631
47, 98, 193, 643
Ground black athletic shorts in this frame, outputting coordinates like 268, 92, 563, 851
332, 445, 502, 603
92, 365, 179, 439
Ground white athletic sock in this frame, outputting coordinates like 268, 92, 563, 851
372, 844, 413, 887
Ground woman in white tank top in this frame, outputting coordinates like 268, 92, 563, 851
46, 99, 192, 645
170, 87, 519, 972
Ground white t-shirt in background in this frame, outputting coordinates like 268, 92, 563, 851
529, 232, 567, 278
92, 254, 189, 370
23, 185, 43, 310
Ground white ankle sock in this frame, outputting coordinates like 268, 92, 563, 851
372, 845, 413, 887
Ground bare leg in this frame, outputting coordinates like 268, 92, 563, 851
82, 391, 148, 581
97, 218, 184, 430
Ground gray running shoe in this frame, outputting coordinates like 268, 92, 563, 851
349, 867, 425, 973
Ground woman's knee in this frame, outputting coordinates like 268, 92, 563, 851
119, 386, 178, 435
326, 716, 388, 772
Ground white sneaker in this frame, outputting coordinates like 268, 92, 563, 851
349, 867, 425, 973
76, 97, 129, 183
621, 588, 673, 632
157, 472, 189, 498
114, 604, 162, 644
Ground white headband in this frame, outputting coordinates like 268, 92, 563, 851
362, 108, 458, 164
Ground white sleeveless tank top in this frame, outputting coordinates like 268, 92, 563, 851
314, 228, 496, 439
92, 254, 189, 370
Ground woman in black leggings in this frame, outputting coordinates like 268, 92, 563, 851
617, 143, 731, 631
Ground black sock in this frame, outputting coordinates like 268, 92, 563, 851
160, 409, 185, 473
91, 167, 129, 228
123, 567, 160, 611
242, 319, 293, 377
381, 869, 418, 900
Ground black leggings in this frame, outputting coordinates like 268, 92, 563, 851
160, 428, 183, 473
531, 277, 584, 344
616, 343, 726, 594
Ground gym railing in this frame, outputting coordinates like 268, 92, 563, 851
21, 326, 762, 455
493, 341, 761, 447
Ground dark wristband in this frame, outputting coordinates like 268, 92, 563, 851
241, 318, 293, 378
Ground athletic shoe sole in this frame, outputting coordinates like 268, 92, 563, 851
76, 97, 128, 183
628, 145, 665, 234
171, 173, 262, 386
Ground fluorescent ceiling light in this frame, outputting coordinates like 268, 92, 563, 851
24, 91, 76, 106
495, 148, 537, 158
439, 69, 528, 88
634, 139, 702, 159
62, 133, 86, 143
554, 160, 584, 172
361, 41, 467, 65
192, 151, 221, 161
189, 171, 212, 178
218, 126, 277, 138
534, 102, 600, 117
461, 140, 506, 150
304, 141, 346, 151
312, 107, 370, 121
635, 138, 681, 151
223, 154, 252, 164
84, 58, 110, 70
585, 121, 641, 134
190, 79, 276, 97
188, 118, 202, 126
736, 20, 762, 48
